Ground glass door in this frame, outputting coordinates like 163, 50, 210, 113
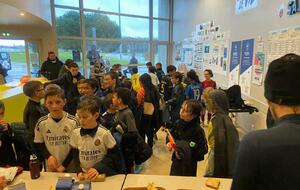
26, 41, 41, 78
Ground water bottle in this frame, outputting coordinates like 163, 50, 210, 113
29, 154, 40, 179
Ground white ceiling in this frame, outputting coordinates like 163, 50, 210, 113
0, 2, 50, 28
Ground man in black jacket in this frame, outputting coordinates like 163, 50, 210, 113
231, 53, 300, 190
49, 62, 84, 115
40, 51, 63, 80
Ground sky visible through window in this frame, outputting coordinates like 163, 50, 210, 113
54, 0, 167, 39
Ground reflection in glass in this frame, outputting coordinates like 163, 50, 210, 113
55, 0, 79, 7
0, 39, 26, 83
120, 0, 149, 16
86, 41, 150, 75
121, 16, 149, 39
55, 8, 81, 37
83, 0, 119, 13
57, 39, 83, 73
28, 42, 40, 78
153, 0, 170, 18
84, 12, 120, 38
153, 19, 169, 41
154, 44, 167, 71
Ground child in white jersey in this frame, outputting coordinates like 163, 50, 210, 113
34, 86, 79, 172
70, 96, 122, 180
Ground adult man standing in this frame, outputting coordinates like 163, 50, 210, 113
40, 51, 63, 80
231, 53, 300, 190
87, 44, 100, 66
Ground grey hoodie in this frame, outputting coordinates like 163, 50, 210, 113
209, 89, 239, 178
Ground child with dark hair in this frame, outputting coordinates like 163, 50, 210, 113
23, 80, 48, 162
77, 79, 99, 97
100, 93, 117, 130
58, 59, 74, 78
185, 70, 202, 101
70, 96, 122, 179
160, 65, 177, 102
137, 73, 161, 148
0, 101, 17, 167
113, 87, 139, 173
166, 72, 185, 126
130, 67, 140, 92
121, 79, 141, 133
155, 62, 165, 83
201, 69, 217, 125
148, 66, 160, 87
103, 72, 120, 93
167, 100, 207, 176
34, 87, 79, 172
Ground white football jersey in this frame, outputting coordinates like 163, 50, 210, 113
70, 125, 116, 171
34, 112, 79, 167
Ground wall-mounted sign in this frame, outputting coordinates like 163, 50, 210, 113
236, 0, 258, 14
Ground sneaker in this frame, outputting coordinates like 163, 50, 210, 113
134, 164, 142, 174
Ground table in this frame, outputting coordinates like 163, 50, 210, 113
122, 174, 232, 190
5, 171, 125, 190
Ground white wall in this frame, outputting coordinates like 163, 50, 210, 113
0, 0, 51, 25
173, 0, 300, 132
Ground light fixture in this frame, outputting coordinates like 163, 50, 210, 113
20, 12, 25, 16
2, 32, 10, 37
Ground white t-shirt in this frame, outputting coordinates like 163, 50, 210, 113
148, 73, 160, 87
34, 112, 79, 167
69, 125, 116, 171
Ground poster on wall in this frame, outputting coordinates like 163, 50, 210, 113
182, 44, 194, 69
239, 38, 254, 96
229, 41, 242, 87
252, 52, 265, 85
236, 0, 258, 14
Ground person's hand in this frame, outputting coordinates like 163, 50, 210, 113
166, 142, 173, 151
73, 78, 78, 84
47, 156, 59, 172
0, 176, 7, 190
86, 168, 99, 180
0, 119, 8, 131
77, 172, 85, 180
175, 151, 181, 160
56, 165, 65, 172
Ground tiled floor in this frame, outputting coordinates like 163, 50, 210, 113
140, 128, 207, 176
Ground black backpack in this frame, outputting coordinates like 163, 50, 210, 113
225, 85, 245, 109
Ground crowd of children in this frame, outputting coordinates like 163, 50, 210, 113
0, 58, 241, 185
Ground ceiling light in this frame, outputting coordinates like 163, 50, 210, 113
20, 12, 25, 16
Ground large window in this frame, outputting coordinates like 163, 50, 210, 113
53, 0, 171, 77
83, 0, 118, 13
55, 8, 81, 37
121, 16, 149, 39
0, 39, 27, 83
120, 0, 149, 16
57, 39, 83, 73
84, 12, 120, 38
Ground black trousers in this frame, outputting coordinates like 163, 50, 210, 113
139, 114, 155, 148
170, 158, 197, 176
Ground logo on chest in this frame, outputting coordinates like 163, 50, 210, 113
94, 139, 101, 146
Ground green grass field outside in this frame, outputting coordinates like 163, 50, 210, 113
10, 52, 26, 64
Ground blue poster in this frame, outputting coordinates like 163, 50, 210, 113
240, 39, 254, 74
230, 41, 242, 72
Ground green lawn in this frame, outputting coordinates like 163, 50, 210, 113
58, 51, 129, 66
10, 52, 26, 63
9, 51, 137, 67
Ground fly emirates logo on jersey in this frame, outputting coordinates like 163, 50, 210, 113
46, 134, 70, 146
80, 150, 102, 161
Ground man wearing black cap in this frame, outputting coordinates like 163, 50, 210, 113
231, 54, 300, 190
